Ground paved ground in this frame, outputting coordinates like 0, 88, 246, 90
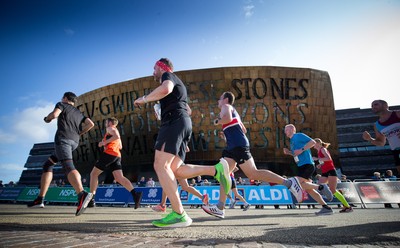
0, 203, 399, 247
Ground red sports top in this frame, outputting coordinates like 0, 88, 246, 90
318, 149, 335, 173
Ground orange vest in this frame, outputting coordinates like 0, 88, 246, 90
103, 133, 121, 157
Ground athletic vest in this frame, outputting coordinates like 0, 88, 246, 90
375, 111, 400, 150
318, 149, 335, 173
103, 133, 121, 157
222, 108, 249, 150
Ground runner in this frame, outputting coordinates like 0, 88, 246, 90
201, 91, 303, 219
87, 117, 143, 209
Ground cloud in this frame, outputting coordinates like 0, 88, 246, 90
64, 28, 75, 36
13, 104, 57, 141
0, 102, 57, 183
0, 102, 56, 145
0, 129, 16, 143
243, 3, 255, 18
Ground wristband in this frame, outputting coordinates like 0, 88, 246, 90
143, 95, 148, 103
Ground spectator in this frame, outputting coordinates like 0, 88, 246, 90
372, 172, 381, 181
189, 178, 197, 187
7, 181, 15, 187
196, 175, 203, 186
385, 170, 397, 181
0, 180, 4, 187
138, 177, 146, 187
237, 177, 245, 185
146, 177, 156, 187
50, 180, 57, 187
203, 179, 211, 186
82, 178, 88, 186
341, 175, 348, 182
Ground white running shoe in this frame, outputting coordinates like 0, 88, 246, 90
243, 203, 251, 211
229, 200, 236, 209
288, 177, 303, 203
315, 207, 334, 216
201, 204, 225, 219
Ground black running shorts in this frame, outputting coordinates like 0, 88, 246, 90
154, 114, 192, 161
321, 169, 338, 178
95, 152, 122, 172
222, 146, 252, 165
297, 164, 315, 180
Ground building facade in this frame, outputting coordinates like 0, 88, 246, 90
20, 66, 345, 185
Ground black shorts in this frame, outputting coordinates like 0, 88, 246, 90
95, 153, 122, 172
155, 114, 192, 161
297, 164, 315, 180
231, 177, 237, 189
321, 169, 338, 178
222, 146, 252, 165
392, 149, 400, 166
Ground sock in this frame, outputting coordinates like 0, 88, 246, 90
334, 191, 350, 208
217, 201, 225, 210
283, 179, 292, 188
37, 196, 44, 202
318, 185, 324, 191
130, 189, 137, 198
322, 205, 331, 209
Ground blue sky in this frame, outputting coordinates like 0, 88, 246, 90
1, 0, 399, 184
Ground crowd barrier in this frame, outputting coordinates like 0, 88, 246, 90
1, 181, 399, 208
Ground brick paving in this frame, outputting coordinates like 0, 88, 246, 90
0, 204, 399, 247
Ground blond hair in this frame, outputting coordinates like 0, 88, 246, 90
314, 138, 330, 148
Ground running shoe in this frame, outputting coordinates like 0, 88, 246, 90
319, 184, 334, 202
202, 204, 225, 219
288, 177, 303, 203
152, 204, 166, 213
202, 193, 209, 205
75, 191, 92, 216
27, 198, 44, 208
243, 203, 251, 211
229, 200, 236, 209
339, 207, 353, 213
214, 158, 231, 195
315, 207, 334, 216
133, 191, 143, 209
87, 198, 96, 208
152, 211, 192, 228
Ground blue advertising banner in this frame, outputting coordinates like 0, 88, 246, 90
0, 187, 24, 200
95, 186, 131, 204
177, 185, 293, 205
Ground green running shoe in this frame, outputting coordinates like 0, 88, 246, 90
152, 211, 192, 228
214, 158, 231, 195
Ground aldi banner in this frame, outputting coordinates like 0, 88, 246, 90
178, 185, 293, 205
354, 181, 400, 204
